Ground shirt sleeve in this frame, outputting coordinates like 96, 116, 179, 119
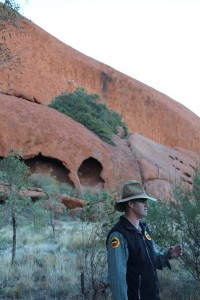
107, 231, 129, 300
152, 240, 171, 270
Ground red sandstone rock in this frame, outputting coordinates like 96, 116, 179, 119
0, 183, 46, 201
127, 133, 200, 200
0, 17, 200, 155
20, 189, 47, 199
0, 94, 200, 201
144, 180, 173, 203
1, 16, 200, 202
59, 194, 87, 209
0, 94, 140, 194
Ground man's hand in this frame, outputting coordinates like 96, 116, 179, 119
168, 244, 183, 258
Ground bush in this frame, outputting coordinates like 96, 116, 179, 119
1, 174, 200, 299
59, 182, 80, 198
146, 168, 200, 285
146, 200, 178, 249
49, 88, 128, 145
28, 173, 64, 235
0, 180, 117, 299
0, 151, 30, 264
171, 170, 200, 283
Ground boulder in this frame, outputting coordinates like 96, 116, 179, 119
0, 183, 47, 201
59, 194, 87, 209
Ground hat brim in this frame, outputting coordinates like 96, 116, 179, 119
114, 194, 157, 212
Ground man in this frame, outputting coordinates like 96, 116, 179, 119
106, 180, 182, 300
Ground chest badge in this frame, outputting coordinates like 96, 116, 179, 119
145, 230, 151, 241
111, 237, 120, 248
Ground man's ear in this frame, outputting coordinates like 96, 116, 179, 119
127, 200, 134, 208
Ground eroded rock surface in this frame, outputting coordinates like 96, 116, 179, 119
0, 94, 140, 193
0, 94, 199, 201
1, 18, 200, 154
127, 133, 199, 200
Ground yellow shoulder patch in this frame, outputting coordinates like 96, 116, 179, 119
111, 237, 120, 248
145, 230, 151, 241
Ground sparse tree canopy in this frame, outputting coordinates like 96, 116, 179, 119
0, 0, 26, 67
171, 171, 200, 282
147, 168, 200, 284
0, 151, 30, 264
28, 173, 62, 235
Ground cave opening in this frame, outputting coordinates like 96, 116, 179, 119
25, 154, 74, 186
78, 157, 104, 191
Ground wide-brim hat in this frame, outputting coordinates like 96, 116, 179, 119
115, 180, 157, 212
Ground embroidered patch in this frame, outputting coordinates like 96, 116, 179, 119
145, 230, 151, 240
111, 237, 120, 248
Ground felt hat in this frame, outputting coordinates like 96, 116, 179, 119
115, 180, 157, 212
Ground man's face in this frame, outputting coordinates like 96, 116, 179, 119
130, 199, 148, 219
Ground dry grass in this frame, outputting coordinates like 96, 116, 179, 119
0, 219, 198, 300
0, 219, 110, 299
158, 263, 199, 300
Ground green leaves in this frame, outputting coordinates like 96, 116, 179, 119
0, 151, 31, 264
49, 88, 128, 145
146, 200, 178, 249
0, 151, 30, 218
147, 168, 200, 282
0, 1, 25, 69
0, 151, 29, 189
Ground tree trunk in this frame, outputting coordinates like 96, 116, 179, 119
12, 210, 17, 265
50, 209, 55, 235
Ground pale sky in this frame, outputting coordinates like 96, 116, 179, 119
17, 0, 200, 117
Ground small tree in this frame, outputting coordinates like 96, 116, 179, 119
146, 169, 200, 284
0, 0, 26, 68
0, 151, 30, 264
28, 173, 62, 236
75, 189, 120, 299
146, 200, 179, 249
171, 171, 200, 283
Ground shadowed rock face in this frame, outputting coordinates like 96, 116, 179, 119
1, 17, 200, 155
25, 154, 74, 186
0, 94, 199, 200
77, 157, 105, 191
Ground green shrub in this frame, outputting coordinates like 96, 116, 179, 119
171, 170, 200, 283
146, 168, 200, 285
0, 151, 30, 264
1, 181, 199, 299
28, 173, 59, 193
29, 173, 66, 235
59, 182, 80, 198
146, 200, 178, 249
48, 88, 128, 145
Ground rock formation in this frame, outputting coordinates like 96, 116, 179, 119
0, 94, 199, 201
0, 15, 200, 201
0, 17, 200, 154
0, 94, 141, 193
